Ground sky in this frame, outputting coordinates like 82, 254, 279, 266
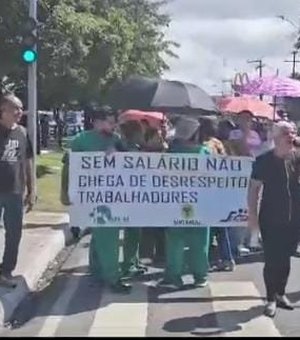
162, 0, 300, 95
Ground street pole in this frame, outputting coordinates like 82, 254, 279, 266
292, 50, 296, 77
222, 79, 233, 96
284, 50, 300, 78
27, 0, 37, 196
247, 59, 264, 100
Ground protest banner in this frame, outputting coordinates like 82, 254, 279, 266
69, 152, 253, 228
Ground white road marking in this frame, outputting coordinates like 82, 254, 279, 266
37, 274, 82, 337
88, 282, 148, 337
209, 281, 281, 337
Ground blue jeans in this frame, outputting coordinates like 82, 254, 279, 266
215, 227, 234, 262
228, 227, 247, 259
0, 193, 23, 274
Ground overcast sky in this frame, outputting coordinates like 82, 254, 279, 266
162, 0, 300, 95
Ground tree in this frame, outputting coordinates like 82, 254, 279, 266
0, 0, 28, 96
0, 0, 178, 108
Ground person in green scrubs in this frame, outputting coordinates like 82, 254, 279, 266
118, 120, 147, 277
61, 106, 131, 293
139, 124, 168, 265
160, 116, 210, 289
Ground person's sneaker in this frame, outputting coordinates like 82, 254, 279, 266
249, 246, 263, 253
137, 262, 148, 269
122, 266, 147, 278
209, 264, 218, 272
194, 278, 208, 288
218, 260, 235, 272
140, 258, 153, 266
276, 295, 294, 310
238, 245, 250, 256
135, 264, 148, 274
264, 301, 276, 318
109, 281, 132, 294
0, 274, 18, 288
157, 278, 184, 290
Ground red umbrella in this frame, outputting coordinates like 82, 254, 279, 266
218, 96, 278, 120
119, 110, 165, 128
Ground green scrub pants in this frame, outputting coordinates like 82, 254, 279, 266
164, 227, 210, 283
122, 228, 140, 274
89, 228, 121, 285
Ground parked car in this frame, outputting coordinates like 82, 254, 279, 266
64, 111, 84, 136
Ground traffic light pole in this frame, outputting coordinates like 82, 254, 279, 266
27, 0, 37, 196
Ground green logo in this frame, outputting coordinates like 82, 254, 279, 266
90, 205, 112, 225
89, 205, 130, 225
181, 204, 194, 219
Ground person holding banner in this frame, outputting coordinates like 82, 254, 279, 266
139, 123, 168, 265
229, 111, 263, 255
61, 106, 132, 294
117, 120, 147, 278
159, 116, 210, 289
248, 121, 300, 317
199, 117, 236, 272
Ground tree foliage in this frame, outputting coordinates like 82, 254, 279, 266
0, 0, 178, 108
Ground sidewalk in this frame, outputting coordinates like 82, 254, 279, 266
0, 211, 71, 326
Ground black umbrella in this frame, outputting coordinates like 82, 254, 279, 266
106, 76, 218, 115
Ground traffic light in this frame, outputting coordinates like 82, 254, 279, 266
21, 17, 38, 64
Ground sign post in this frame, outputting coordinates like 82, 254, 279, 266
27, 0, 38, 196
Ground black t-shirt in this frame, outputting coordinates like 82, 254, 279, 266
0, 124, 33, 194
251, 150, 300, 226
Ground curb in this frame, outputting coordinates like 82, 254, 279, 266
0, 222, 72, 326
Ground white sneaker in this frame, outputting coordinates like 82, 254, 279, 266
238, 245, 250, 256
219, 260, 235, 272
194, 278, 208, 288
264, 301, 276, 318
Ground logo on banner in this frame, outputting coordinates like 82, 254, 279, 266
220, 208, 248, 223
181, 204, 194, 219
89, 205, 130, 225
173, 204, 202, 226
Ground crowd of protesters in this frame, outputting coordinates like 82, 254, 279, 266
60, 104, 300, 313
1, 92, 300, 319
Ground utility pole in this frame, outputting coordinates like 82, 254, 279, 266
27, 0, 38, 196
222, 79, 233, 96
247, 59, 265, 99
284, 50, 300, 78
248, 59, 264, 77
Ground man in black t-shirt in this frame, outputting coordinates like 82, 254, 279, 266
0, 94, 34, 288
248, 121, 300, 318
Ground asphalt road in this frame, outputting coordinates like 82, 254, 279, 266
2, 236, 300, 337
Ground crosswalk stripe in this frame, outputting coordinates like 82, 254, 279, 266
0, 277, 288, 337
209, 281, 281, 337
88, 282, 148, 337
146, 282, 216, 337
37, 274, 83, 337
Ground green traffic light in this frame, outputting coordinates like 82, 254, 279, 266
22, 49, 37, 64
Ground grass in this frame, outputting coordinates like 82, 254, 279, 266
35, 151, 67, 213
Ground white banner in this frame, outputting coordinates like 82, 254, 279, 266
69, 152, 253, 228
